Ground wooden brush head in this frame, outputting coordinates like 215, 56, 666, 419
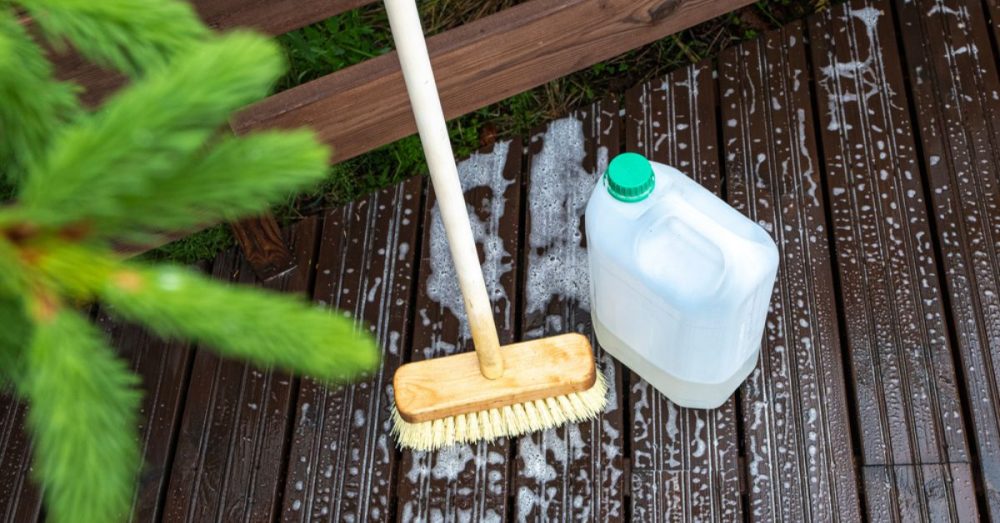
393, 333, 597, 423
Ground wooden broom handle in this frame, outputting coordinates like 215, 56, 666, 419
385, 0, 504, 379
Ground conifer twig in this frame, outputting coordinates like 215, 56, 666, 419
17, 0, 208, 77
0, 3, 379, 521
0, 295, 30, 386
99, 264, 380, 382
17, 33, 287, 232
23, 307, 142, 523
0, 10, 79, 182
102, 131, 331, 244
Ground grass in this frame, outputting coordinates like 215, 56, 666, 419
146, 0, 823, 263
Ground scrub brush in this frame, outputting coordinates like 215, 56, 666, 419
384, 0, 607, 451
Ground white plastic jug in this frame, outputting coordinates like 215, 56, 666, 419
585, 153, 779, 409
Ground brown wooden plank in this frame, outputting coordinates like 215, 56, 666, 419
624, 62, 742, 521
229, 214, 296, 281
893, 0, 1000, 516
395, 140, 522, 522
93, 314, 196, 523
232, 0, 757, 164
191, 0, 373, 35
513, 99, 625, 520
280, 176, 422, 521
808, 0, 974, 517
162, 217, 319, 522
863, 464, 979, 521
720, 23, 862, 521
0, 395, 42, 523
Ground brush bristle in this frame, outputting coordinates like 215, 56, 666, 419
391, 371, 608, 451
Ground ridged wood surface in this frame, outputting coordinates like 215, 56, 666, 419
5, 0, 1000, 519
624, 62, 743, 522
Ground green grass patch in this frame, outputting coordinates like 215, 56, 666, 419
141, 223, 236, 265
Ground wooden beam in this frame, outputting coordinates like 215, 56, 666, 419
227, 214, 297, 280
192, 0, 374, 36
233, 0, 756, 163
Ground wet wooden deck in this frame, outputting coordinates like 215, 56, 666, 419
4, 0, 1000, 519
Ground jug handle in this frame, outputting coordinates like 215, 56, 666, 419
638, 194, 747, 269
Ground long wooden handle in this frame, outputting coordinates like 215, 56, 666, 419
385, 0, 504, 379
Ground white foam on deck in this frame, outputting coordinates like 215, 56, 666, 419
525, 117, 608, 315
425, 141, 514, 339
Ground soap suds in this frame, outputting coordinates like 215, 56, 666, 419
426, 141, 514, 339
525, 118, 608, 314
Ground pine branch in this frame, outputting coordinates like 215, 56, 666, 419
34, 245, 376, 383
16, 0, 208, 78
0, 293, 30, 387
99, 264, 379, 383
23, 307, 141, 523
0, 10, 79, 182
17, 32, 286, 231
104, 130, 330, 244
0, 235, 29, 295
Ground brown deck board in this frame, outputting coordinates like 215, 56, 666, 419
280, 177, 422, 521
720, 24, 862, 521
513, 100, 626, 521
395, 140, 522, 522
624, 62, 743, 521
893, 0, 1000, 516
989, 0, 1000, 45
162, 218, 318, 522
94, 314, 195, 523
863, 463, 979, 520
10, 1, 1000, 518
0, 397, 41, 523
808, 0, 974, 518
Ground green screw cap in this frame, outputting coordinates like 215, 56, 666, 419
606, 152, 654, 202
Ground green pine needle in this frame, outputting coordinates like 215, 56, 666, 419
3, 3, 376, 521
17, 0, 208, 77
100, 264, 379, 383
0, 235, 29, 295
0, 10, 79, 182
24, 308, 142, 523
18, 32, 286, 231
0, 294, 31, 386
107, 130, 330, 244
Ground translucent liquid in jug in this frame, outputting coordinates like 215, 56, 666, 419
585, 153, 778, 409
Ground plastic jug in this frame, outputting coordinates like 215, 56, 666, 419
585, 153, 779, 409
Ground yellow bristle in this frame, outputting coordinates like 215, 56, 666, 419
500, 405, 514, 434
511, 403, 529, 434
557, 394, 574, 415
545, 397, 566, 425
534, 399, 554, 428
467, 412, 480, 442
443, 416, 455, 447
391, 371, 608, 451
568, 393, 587, 421
523, 401, 541, 430
453, 414, 466, 443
